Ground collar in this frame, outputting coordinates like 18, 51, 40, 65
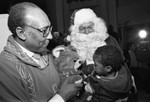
96, 71, 119, 80
15, 40, 34, 58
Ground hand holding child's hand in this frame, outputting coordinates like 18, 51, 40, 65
58, 75, 83, 101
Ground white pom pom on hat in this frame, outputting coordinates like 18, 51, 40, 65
73, 8, 97, 25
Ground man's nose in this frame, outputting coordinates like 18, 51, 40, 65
46, 32, 53, 39
84, 28, 90, 34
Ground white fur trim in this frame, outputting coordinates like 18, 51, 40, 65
74, 8, 97, 25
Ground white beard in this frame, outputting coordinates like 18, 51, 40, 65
70, 32, 107, 64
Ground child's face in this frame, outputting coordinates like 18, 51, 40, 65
94, 59, 107, 76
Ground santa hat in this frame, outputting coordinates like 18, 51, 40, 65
73, 8, 97, 25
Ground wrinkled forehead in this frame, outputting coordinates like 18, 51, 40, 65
25, 7, 50, 27
79, 21, 94, 28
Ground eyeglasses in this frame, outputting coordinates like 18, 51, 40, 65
25, 24, 52, 37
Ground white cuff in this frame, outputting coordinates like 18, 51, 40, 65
48, 94, 65, 102
86, 60, 94, 65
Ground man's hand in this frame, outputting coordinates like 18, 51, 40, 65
58, 76, 83, 101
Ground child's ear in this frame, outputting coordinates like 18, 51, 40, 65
105, 66, 112, 73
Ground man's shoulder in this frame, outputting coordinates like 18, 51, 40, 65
0, 50, 18, 63
0, 51, 21, 77
105, 35, 123, 53
119, 65, 131, 76
105, 35, 117, 44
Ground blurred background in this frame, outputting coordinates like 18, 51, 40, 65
1, 0, 150, 101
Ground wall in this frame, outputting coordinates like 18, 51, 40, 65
117, 0, 150, 49
117, 0, 150, 26
0, 14, 11, 52
62, 0, 101, 34
48, 0, 118, 35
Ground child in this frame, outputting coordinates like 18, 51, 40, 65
81, 45, 136, 102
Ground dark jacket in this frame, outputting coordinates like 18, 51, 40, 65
86, 65, 133, 102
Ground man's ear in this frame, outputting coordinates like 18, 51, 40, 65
105, 66, 112, 73
16, 27, 26, 40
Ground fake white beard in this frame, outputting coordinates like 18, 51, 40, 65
69, 32, 107, 64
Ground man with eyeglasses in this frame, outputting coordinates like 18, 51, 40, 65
0, 2, 82, 102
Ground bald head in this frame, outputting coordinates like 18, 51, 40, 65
25, 7, 50, 28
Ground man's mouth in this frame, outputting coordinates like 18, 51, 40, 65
42, 40, 49, 47
43, 43, 49, 47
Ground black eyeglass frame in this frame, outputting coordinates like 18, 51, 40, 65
25, 24, 52, 37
